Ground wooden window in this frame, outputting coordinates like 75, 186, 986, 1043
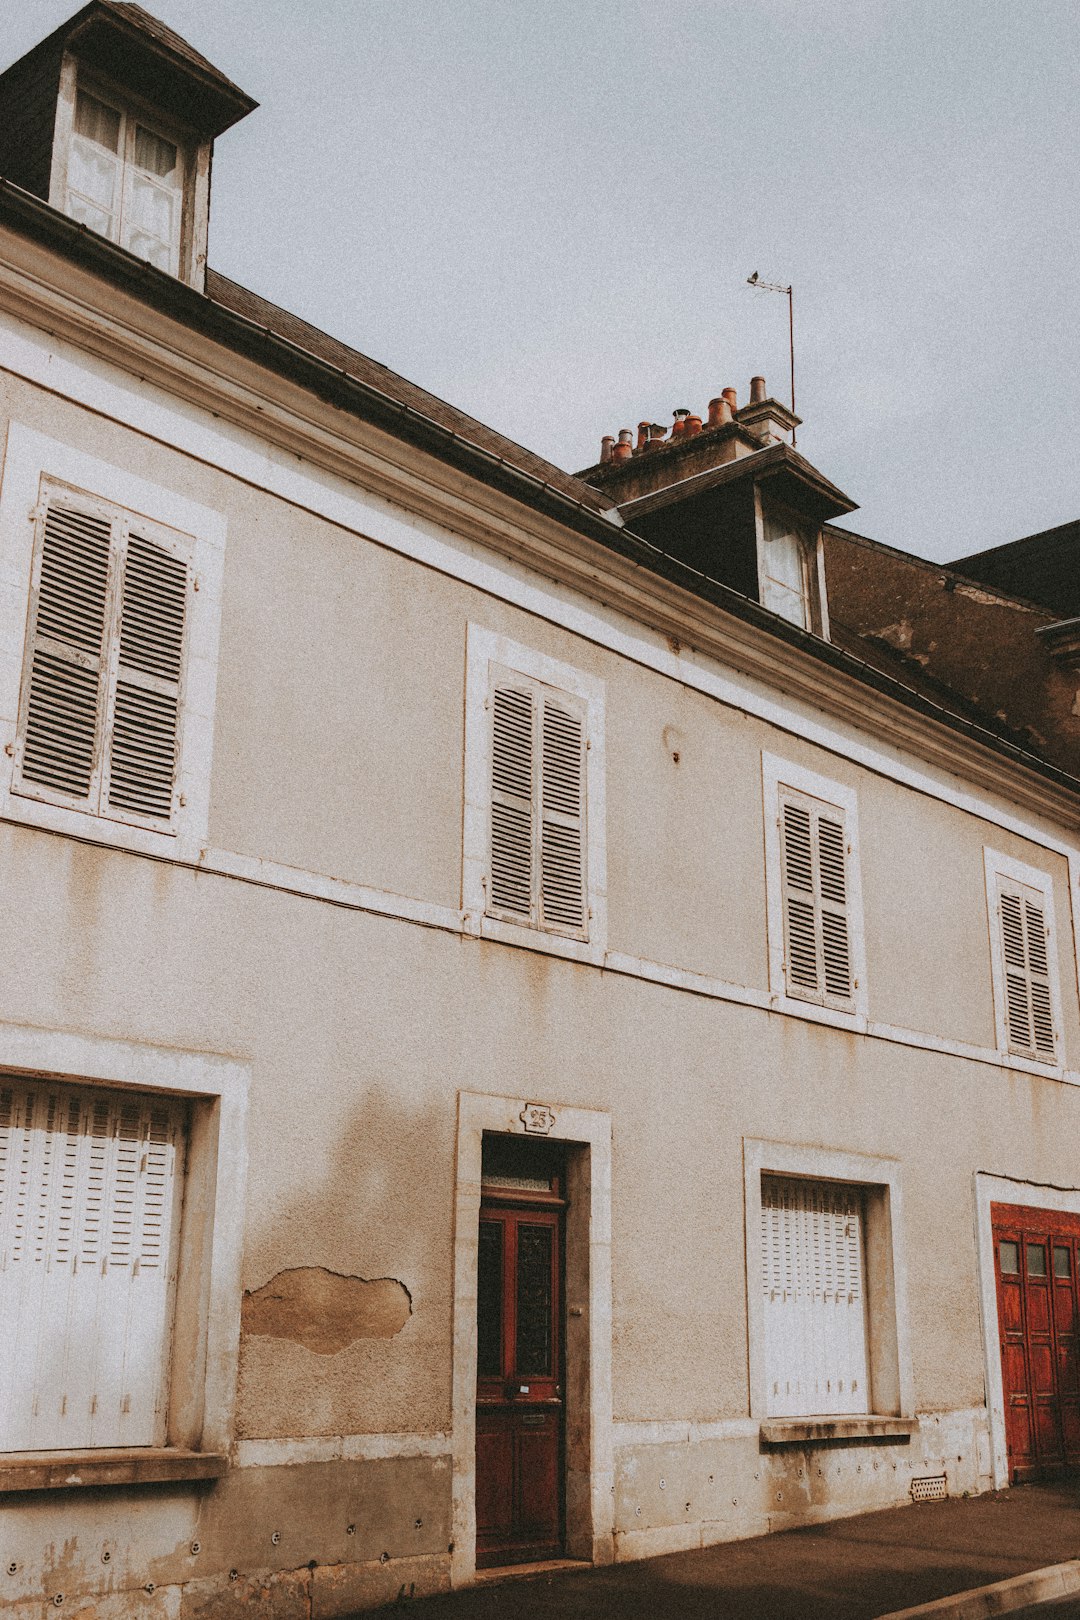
778, 786, 854, 1009
761, 1176, 869, 1418
997, 876, 1057, 1062
66, 88, 185, 275
488, 667, 587, 939
760, 510, 811, 629
15, 482, 190, 832
0, 1077, 187, 1451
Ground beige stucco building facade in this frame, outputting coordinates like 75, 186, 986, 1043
1, 7, 1080, 1615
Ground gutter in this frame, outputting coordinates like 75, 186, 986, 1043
0, 180, 1078, 801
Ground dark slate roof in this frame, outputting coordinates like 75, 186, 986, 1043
206, 270, 613, 516
102, 2, 251, 100
952, 519, 1080, 620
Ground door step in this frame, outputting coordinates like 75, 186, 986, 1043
474, 1557, 590, 1586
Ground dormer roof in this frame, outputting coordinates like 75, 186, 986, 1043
2, 1, 257, 140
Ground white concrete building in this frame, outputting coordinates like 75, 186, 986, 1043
1, 6, 1079, 1614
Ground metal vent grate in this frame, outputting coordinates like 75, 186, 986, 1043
910, 1474, 948, 1502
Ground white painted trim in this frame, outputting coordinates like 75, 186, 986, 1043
0, 421, 226, 862
463, 624, 607, 966
0, 821, 1075, 1090
451, 1091, 613, 1586
0, 1019, 248, 1459
234, 1432, 450, 1468
973, 1171, 1080, 1489
743, 1138, 914, 1424
983, 846, 1066, 1069
761, 751, 869, 1020
1, 307, 1077, 869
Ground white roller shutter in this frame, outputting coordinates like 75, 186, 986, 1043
761, 1176, 869, 1418
0, 1078, 186, 1451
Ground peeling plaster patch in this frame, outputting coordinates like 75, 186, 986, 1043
870, 618, 914, 651
955, 583, 1019, 608
243, 1268, 411, 1353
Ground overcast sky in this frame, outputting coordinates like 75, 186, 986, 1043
9, 1, 1080, 559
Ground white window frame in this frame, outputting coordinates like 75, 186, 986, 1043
762, 752, 868, 1025
983, 847, 1065, 1073
0, 1021, 248, 1488
0, 423, 225, 863
754, 489, 830, 641
743, 1138, 915, 1435
463, 624, 607, 967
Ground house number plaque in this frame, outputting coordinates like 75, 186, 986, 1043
520, 1103, 557, 1135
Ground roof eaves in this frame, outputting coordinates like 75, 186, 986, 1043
2, 179, 1076, 800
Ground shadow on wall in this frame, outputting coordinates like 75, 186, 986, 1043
234, 1077, 457, 1437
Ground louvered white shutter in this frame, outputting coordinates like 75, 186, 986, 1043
0, 1078, 186, 1451
779, 792, 853, 1007
999, 879, 1057, 1061
488, 670, 588, 939
16, 490, 189, 830
17, 499, 113, 805
490, 682, 535, 920
761, 1176, 869, 1418
104, 532, 187, 821
539, 695, 586, 933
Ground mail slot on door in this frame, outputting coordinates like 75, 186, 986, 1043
520, 1413, 547, 1428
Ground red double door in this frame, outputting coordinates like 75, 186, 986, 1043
993, 1202, 1080, 1481
475, 1197, 564, 1568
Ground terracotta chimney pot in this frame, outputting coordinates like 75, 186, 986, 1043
722, 387, 738, 412
600, 434, 614, 464
750, 375, 767, 404
636, 421, 650, 452
686, 414, 702, 437
612, 428, 633, 462
707, 397, 724, 428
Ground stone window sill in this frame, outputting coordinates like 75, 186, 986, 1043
759, 1416, 917, 1445
0, 1448, 227, 1492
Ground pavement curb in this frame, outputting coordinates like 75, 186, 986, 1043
875, 1559, 1080, 1620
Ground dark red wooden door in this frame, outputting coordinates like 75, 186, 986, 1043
993, 1203, 1080, 1481
475, 1202, 563, 1568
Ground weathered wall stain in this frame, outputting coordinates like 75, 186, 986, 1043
243, 1267, 412, 1353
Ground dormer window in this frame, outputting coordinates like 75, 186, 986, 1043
67, 87, 184, 274
759, 505, 827, 636
0, 2, 256, 293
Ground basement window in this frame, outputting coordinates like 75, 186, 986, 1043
65, 87, 185, 274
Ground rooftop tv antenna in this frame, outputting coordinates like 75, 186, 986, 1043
747, 272, 796, 446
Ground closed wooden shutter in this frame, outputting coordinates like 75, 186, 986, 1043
779, 791, 853, 1007
999, 879, 1057, 1061
761, 1176, 869, 1418
16, 487, 189, 830
105, 533, 187, 820
490, 683, 535, 919
488, 670, 587, 938
0, 1078, 186, 1451
539, 696, 585, 931
18, 501, 112, 804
